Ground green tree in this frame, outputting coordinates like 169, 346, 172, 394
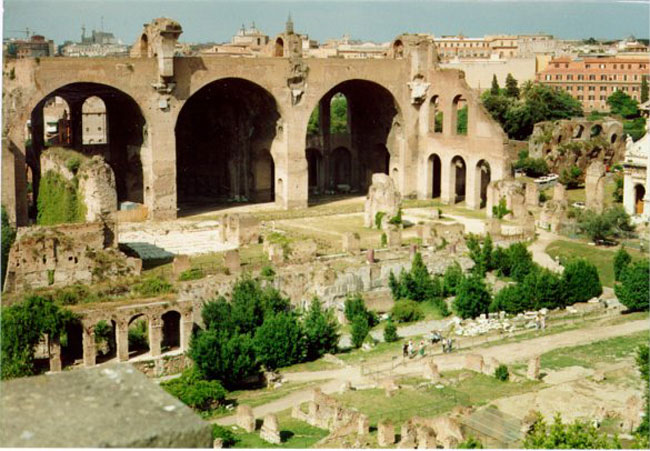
383, 319, 399, 343
641, 76, 649, 103
302, 298, 339, 360
613, 174, 624, 203
577, 205, 633, 242
1, 205, 16, 290
253, 313, 305, 370
523, 267, 563, 309
490, 284, 528, 314
161, 367, 226, 411
350, 314, 370, 349
201, 298, 236, 335
442, 261, 463, 296
614, 260, 650, 312
490, 74, 500, 95
607, 91, 639, 119
307, 107, 320, 135
229, 276, 267, 334
330, 94, 348, 134
613, 247, 632, 282
505, 73, 520, 98
559, 165, 583, 189
561, 259, 602, 305
481, 89, 513, 125
1, 296, 76, 379
523, 413, 621, 449
189, 329, 259, 389
344, 293, 374, 324
503, 83, 583, 140
454, 275, 491, 319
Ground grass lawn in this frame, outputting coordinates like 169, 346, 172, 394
279, 359, 340, 374
230, 409, 328, 448
333, 372, 540, 428
540, 330, 647, 370
545, 239, 646, 287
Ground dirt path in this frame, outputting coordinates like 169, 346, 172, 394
213, 318, 647, 425
529, 229, 564, 272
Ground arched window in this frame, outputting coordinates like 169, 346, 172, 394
82, 96, 107, 145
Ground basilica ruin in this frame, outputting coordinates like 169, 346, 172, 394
2, 17, 510, 227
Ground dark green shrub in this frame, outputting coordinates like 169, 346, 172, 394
212, 425, 237, 448
128, 319, 149, 351
52, 283, 98, 305
615, 260, 649, 312
391, 300, 424, 323
253, 313, 305, 370
490, 284, 527, 314
65, 156, 82, 174
189, 329, 259, 389
381, 232, 387, 247
260, 265, 275, 279
302, 298, 339, 360
613, 247, 632, 282
454, 275, 491, 319
133, 276, 174, 297
161, 367, 226, 411
375, 211, 386, 229
523, 413, 620, 449
388, 208, 403, 225
442, 261, 463, 296
561, 259, 602, 305
383, 319, 399, 342
458, 436, 484, 449
350, 314, 370, 349
1, 296, 76, 379
492, 197, 511, 219
494, 364, 509, 381
178, 268, 204, 281
344, 293, 376, 326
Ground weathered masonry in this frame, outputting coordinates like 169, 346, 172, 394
3, 18, 510, 226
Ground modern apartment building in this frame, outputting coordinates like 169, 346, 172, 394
537, 56, 650, 111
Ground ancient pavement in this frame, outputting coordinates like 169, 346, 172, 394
213, 318, 648, 425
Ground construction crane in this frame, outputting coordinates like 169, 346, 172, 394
8, 28, 32, 39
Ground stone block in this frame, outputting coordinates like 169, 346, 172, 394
387, 227, 402, 248
260, 414, 281, 445
342, 232, 361, 254
224, 250, 240, 273
553, 184, 566, 202
464, 354, 484, 373
525, 182, 539, 207
236, 405, 256, 433
527, 355, 540, 381
213, 438, 223, 448
364, 173, 401, 228
267, 243, 285, 265
289, 239, 317, 263
366, 248, 375, 263
399, 422, 417, 449
378, 420, 395, 446
172, 255, 191, 279
423, 359, 440, 382
585, 161, 606, 213
358, 414, 370, 436
416, 426, 437, 449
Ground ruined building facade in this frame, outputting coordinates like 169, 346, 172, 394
3, 18, 510, 226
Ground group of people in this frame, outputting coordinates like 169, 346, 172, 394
402, 340, 427, 359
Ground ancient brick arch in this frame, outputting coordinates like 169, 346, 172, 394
53, 299, 194, 370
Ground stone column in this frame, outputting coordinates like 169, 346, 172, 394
82, 325, 96, 368
116, 320, 129, 362
67, 99, 84, 151
465, 161, 480, 210
149, 315, 162, 358
440, 155, 453, 204
623, 170, 635, 215
2, 136, 29, 226
48, 335, 62, 373
144, 105, 177, 220
281, 113, 309, 209
180, 312, 193, 352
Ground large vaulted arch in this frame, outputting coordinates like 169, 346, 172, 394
175, 78, 280, 214
304, 79, 403, 202
28, 82, 145, 220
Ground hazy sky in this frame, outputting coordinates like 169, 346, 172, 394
3, 1, 650, 45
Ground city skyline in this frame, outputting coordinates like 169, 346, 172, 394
4, 1, 650, 46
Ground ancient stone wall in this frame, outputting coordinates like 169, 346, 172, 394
529, 118, 625, 177
4, 221, 139, 293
